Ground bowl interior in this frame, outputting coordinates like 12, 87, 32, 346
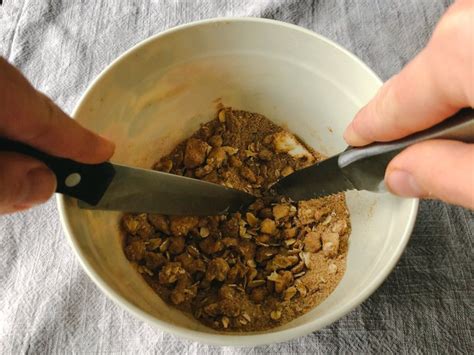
59, 19, 417, 345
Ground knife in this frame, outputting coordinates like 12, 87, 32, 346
273, 108, 474, 200
0, 138, 255, 215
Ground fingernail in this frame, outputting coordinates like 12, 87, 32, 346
99, 135, 116, 159
343, 121, 370, 146
19, 167, 57, 205
386, 170, 424, 197
100, 135, 115, 149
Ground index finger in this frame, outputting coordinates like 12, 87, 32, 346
344, 1, 473, 146
0, 58, 114, 164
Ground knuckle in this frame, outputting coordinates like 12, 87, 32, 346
378, 77, 413, 138
373, 84, 389, 121
371, 80, 399, 137
23, 93, 57, 144
36, 94, 56, 138
435, 3, 473, 43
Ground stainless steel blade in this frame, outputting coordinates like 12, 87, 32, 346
78, 164, 255, 215
272, 155, 356, 200
273, 108, 474, 201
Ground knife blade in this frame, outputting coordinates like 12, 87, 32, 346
272, 155, 355, 200
273, 107, 474, 201
0, 137, 255, 216
77, 164, 256, 215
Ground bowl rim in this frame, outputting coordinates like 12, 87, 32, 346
57, 16, 419, 346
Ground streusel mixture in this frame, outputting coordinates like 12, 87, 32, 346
121, 108, 350, 331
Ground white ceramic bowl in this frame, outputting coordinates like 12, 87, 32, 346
57, 18, 418, 346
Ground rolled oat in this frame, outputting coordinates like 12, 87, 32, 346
121, 108, 351, 331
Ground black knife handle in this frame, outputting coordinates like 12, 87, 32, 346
0, 137, 115, 205
338, 107, 474, 191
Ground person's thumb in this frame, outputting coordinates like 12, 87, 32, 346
0, 152, 56, 214
385, 140, 474, 209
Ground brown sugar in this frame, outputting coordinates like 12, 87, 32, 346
121, 108, 351, 331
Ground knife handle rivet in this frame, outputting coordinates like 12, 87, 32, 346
65, 173, 81, 187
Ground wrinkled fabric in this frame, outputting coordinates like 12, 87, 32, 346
1, 0, 472, 353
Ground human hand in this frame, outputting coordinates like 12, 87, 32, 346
0, 58, 115, 214
344, 0, 474, 209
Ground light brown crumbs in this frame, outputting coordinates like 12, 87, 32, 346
121, 108, 351, 331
